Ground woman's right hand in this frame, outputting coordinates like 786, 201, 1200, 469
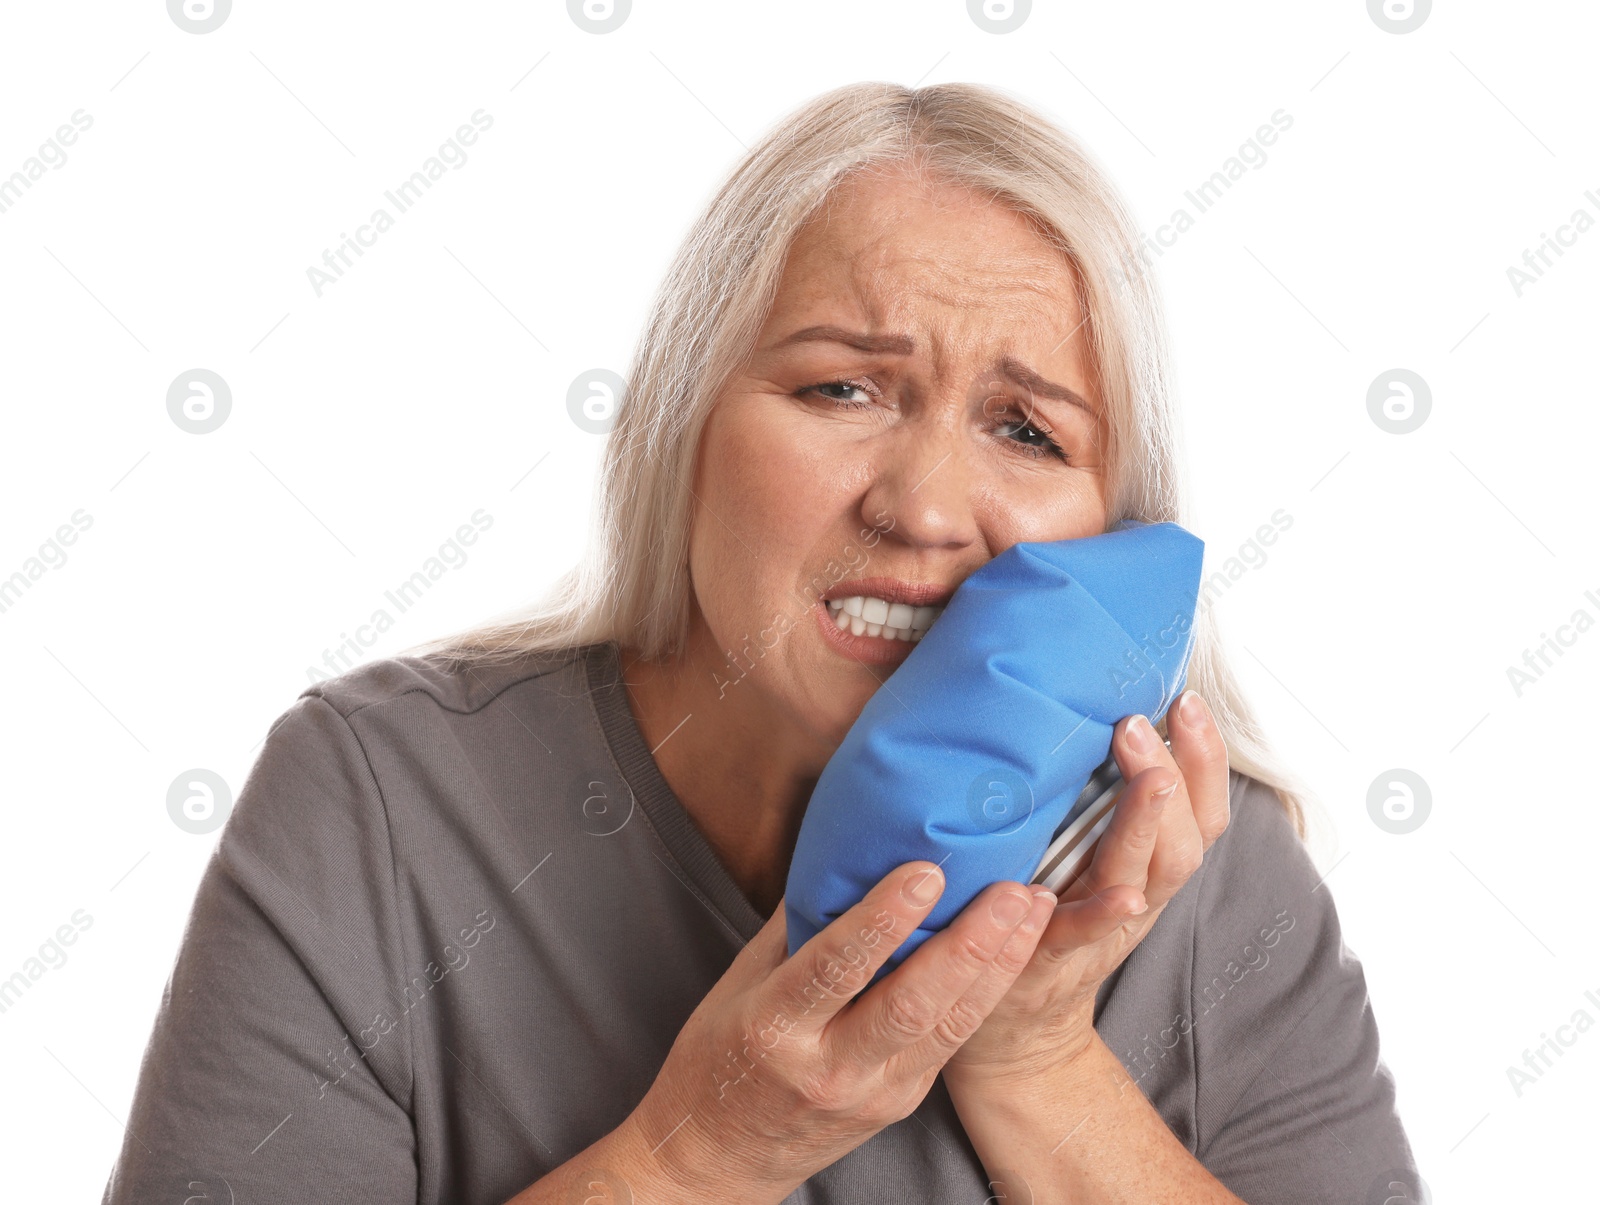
612, 862, 1058, 1203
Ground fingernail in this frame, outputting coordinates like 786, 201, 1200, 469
1177, 690, 1208, 729
1151, 778, 1179, 808
904, 867, 945, 906
990, 890, 1031, 927
1125, 714, 1156, 754
1025, 890, 1057, 931
1127, 896, 1149, 916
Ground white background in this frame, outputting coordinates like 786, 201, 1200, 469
1, 1, 1595, 1200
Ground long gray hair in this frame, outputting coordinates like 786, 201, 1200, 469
406, 81, 1311, 835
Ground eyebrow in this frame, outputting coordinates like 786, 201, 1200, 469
772, 325, 1095, 416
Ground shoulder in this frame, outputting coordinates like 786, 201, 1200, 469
1187, 768, 1335, 1009
1183, 777, 1416, 1187
1202, 768, 1320, 907
1187, 773, 1383, 1123
295, 642, 597, 725
234, 641, 606, 843
221, 641, 608, 908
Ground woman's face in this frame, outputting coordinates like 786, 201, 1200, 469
686, 161, 1109, 750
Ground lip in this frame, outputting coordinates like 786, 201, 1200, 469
821, 576, 955, 608
815, 598, 923, 665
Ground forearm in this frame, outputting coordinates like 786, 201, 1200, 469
501, 1108, 787, 1205
943, 1032, 1245, 1205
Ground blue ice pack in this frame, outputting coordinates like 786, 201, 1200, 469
783, 519, 1205, 981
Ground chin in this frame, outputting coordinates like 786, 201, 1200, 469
747, 655, 868, 755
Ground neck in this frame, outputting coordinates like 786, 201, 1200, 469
617, 625, 834, 921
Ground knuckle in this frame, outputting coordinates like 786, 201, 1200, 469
798, 1066, 853, 1115
949, 928, 996, 972
897, 1070, 942, 1121
1200, 808, 1231, 846
929, 1000, 982, 1049
1144, 767, 1180, 794
881, 987, 937, 1042
1167, 840, 1204, 880
1184, 718, 1223, 758
1032, 938, 1075, 973
869, 1071, 932, 1128
987, 940, 1033, 980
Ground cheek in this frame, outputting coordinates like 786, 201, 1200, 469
981, 461, 1108, 550
689, 401, 856, 642
718, 399, 854, 500
698, 398, 862, 555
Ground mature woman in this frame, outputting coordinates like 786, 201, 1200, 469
103, 82, 1417, 1204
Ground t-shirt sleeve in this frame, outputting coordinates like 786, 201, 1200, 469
1190, 775, 1419, 1204
102, 695, 418, 1204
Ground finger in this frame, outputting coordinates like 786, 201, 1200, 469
1111, 711, 1171, 786
946, 884, 1060, 1003
1167, 689, 1232, 848
767, 861, 948, 1035
1112, 713, 1205, 907
1070, 763, 1171, 902
830, 880, 1049, 1070
1034, 880, 1146, 957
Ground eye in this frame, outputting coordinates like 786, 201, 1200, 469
800, 381, 1071, 464
800, 379, 877, 409
992, 409, 1069, 462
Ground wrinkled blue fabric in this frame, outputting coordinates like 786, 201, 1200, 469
784, 519, 1206, 981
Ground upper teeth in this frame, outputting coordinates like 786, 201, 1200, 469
826, 596, 944, 642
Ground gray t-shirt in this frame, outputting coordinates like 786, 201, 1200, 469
101, 640, 1417, 1204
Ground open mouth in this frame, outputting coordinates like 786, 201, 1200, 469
814, 577, 953, 664
823, 595, 944, 643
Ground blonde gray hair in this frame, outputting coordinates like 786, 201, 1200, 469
406, 81, 1310, 835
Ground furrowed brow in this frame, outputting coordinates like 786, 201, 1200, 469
770, 326, 916, 356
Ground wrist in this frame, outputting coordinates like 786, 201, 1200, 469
600, 1108, 713, 1205
543, 1113, 665, 1205
604, 1100, 785, 1205
942, 1045, 1105, 1205
945, 1002, 1101, 1103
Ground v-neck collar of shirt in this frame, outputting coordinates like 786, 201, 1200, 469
584, 638, 767, 946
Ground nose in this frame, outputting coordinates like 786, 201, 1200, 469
859, 418, 983, 553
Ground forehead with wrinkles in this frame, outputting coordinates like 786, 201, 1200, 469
772, 163, 1084, 366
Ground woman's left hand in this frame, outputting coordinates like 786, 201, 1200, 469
943, 688, 1233, 1087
